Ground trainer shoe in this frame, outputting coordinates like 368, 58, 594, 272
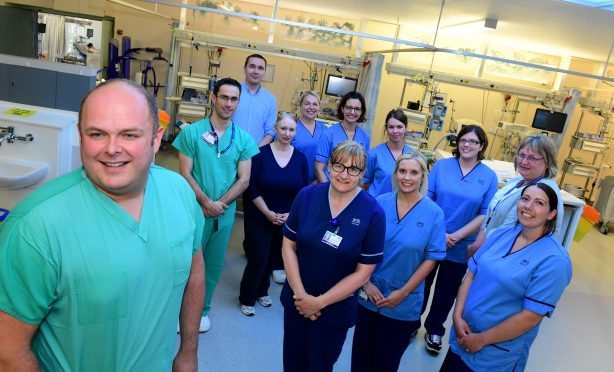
199, 316, 211, 332
272, 270, 287, 284
424, 333, 442, 353
240, 304, 256, 316
258, 296, 273, 307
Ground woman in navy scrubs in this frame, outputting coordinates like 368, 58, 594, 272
352, 151, 446, 372
422, 125, 498, 354
363, 109, 412, 197
440, 183, 572, 372
281, 141, 386, 372
239, 114, 309, 316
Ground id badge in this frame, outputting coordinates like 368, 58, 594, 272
201, 131, 216, 145
321, 230, 342, 249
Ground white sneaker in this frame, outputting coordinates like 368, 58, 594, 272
272, 270, 286, 284
240, 304, 256, 316
258, 296, 273, 307
199, 316, 211, 332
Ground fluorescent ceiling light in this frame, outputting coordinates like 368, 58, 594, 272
440, 18, 498, 34
558, 0, 614, 11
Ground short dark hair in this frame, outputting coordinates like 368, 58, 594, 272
385, 109, 408, 127
337, 91, 366, 122
244, 54, 267, 68
78, 79, 159, 134
213, 78, 242, 96
521, 182, 559, 235
453, 125, 488, 160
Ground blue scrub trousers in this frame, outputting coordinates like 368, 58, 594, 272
202, 217, 234, 316
422, 260, 468, 336
351, 305, 420, 372
283, 307, 349, 372
440, 349, 473, 372
239, 212, 282, 306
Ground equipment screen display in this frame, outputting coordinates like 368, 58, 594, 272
325, 75, 358, 97
531, 108, 567, 134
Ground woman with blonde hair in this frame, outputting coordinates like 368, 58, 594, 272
293, 91, 326, 184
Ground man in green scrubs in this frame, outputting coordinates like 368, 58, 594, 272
173, 77, 259, 332
0, 80, 205, 371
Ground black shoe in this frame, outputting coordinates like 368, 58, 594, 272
424, 332, 442, 353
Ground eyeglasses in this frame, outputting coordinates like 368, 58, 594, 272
331, 162, 363, 176
517, 153, 544, 163
343, 106, 362, 113
216, 95, 239, 103
458, 138, 480, 145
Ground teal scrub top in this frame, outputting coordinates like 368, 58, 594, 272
0, 165, 205, 371
173, 117, 259, 228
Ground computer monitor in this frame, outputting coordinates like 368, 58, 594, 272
325, 75, 358, 98
531, 108, 567, 134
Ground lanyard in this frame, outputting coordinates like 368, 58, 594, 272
210, 121, 235, 159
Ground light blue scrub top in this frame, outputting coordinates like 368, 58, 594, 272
291, 119, 326, 183
364, 143, 412, 197
427, 157, 498, 263
450, 225, 572, 371
315, 123, 371, 180
358, 192, 446, 321
0, 166, 205, 372
232, 82, 277, 143
483, 176, 564, 237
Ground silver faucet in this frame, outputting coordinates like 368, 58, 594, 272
0, 126, 34, 146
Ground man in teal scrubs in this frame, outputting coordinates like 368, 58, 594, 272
0, 80, 205, 371
173, 77, 259, 332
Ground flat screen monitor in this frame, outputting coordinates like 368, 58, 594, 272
325, 75, 358, 97
531, 108, 567, 134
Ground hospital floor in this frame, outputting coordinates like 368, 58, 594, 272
157, 148, 614, 371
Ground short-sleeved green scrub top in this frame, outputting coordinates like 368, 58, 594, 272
172, 117, 259, 228
0, 165, 204, 371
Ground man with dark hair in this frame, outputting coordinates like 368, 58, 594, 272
0, 79, 205, 371
233, 53, 277, 146
173, 77, 259, 332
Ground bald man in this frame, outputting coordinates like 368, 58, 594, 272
0, 80, 205, 371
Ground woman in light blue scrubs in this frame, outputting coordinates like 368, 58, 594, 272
469, 134, 564, 256
363, 109, 412, 197
292, 91, 326, 184
281, 141, 385, 372
352, 151, 446, 372
314, 91, 370, 182
422, 125, 498, 354
440, 182, 572, 371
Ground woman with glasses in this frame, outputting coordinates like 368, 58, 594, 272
293, 91, 326, 184
351, 151, 446, 372
363, 109, 412, 197
440, 183, 572, 372
468, 134, 564, 256
281, 141, 385, 372
315, 91, 370, 183
421, 125, 498, 354
239, 114, 309, 316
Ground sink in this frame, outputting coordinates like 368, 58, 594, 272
0, 156, 49, 189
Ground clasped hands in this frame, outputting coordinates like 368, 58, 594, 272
362, 282, 406, 308
293, 293, 323, 321
267, 210, 288, 225
454, 316, 486, 354
198, 194, 227, 218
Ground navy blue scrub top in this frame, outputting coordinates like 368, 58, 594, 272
281, 182, 385, 328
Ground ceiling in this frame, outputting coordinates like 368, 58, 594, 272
253, 0, 614, 63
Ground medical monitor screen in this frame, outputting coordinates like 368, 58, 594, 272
325, 75, 358, 97
531, 108, 567, 134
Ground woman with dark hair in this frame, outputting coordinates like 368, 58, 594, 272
422, 125, 499, 354
469, 134, 564, 256
363, 109, 412, 197
440, 182, 572, 372
314, 91, 370, 183
281, 141, 385, 372
352, 151, 446, 372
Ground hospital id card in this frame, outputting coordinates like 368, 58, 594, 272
201, 131, 216, 145
322, 230, 342, 249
